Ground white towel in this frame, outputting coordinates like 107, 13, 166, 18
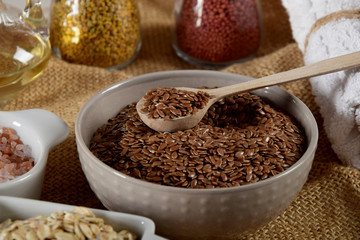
281, 0, 360, 168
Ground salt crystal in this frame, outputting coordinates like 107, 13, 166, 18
16, 144, 24, 151
0, 127, 34, 183
4, 163, 16, 173
0, 168, 15, 183
10, 134, 19, 141
23, 145, 32, 156
10, 141, 17, 149
14, 150, 25, 158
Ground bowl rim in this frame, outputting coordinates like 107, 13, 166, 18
75, 70, 318, 194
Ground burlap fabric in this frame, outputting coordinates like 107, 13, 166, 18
3, 0, 360, 239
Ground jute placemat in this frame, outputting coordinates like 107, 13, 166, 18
3, 0, 360, 239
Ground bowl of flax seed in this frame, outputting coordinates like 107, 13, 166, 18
75, 70, 318, 240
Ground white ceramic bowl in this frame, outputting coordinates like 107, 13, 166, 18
0, 109, 69, 199
75, 70, 318, 240
0, 196, 165, 240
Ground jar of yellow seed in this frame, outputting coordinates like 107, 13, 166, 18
49, 0, 141, 69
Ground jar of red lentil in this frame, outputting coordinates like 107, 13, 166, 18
172, 0, 262, 68
50, 0, 141, 69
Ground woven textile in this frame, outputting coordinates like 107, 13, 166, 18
3, 0, 360, 239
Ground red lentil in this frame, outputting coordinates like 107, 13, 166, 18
173, 0, 262, 66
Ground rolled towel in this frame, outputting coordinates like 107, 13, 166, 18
281, 0, 360, 168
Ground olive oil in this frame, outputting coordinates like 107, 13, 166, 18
0, 23, 50, 107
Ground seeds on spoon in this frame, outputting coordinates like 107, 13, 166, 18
140, 87, 211, 120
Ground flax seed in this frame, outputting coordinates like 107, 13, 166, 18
140, 87, 210, 120
90, 91, 306, 189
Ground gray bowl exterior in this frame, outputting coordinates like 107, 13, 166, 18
75, 70, 318, 240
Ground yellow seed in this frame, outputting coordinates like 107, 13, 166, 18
50, 0, 141, 68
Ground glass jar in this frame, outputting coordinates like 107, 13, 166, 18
172, 0, 262, 68
0, 0, 51, 107
50, 0, 141, 70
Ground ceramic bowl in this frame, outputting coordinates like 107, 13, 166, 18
75, 70, 318, 240
0, 196, 165, 240
0, 109, 69, 199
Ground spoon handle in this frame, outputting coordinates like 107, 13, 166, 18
211, 51, 360, 97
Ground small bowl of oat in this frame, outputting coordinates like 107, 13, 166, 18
0, 196, 165, 239
75, 70, 318, 239
0, 109, 69, 199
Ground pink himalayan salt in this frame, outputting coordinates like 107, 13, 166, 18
0, 127, 34, 183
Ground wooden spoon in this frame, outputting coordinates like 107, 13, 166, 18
137, 51, 360, 132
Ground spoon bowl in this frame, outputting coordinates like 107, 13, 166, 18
137, 51, 360, 132
136, 87, 218, 132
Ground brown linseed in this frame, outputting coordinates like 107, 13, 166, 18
140, 87, 210, 119
90, 91, 306, 189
